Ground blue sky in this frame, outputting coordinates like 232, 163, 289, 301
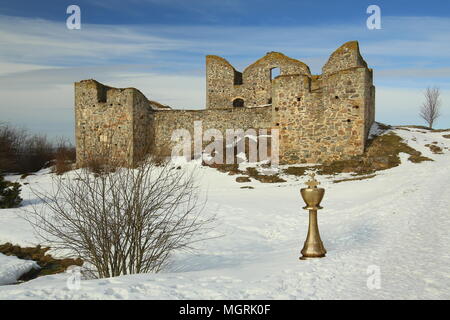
0, 0, 449, 141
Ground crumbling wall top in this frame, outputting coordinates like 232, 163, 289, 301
206, 55, 236, 69
322, 41, 368, 75
243, 51, 311, 76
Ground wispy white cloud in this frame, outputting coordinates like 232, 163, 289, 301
0, 15, 190, 66
377, 67, 450, 78
0, 66, 204, 141
2, 15, 450, 70
89, 0, 245, 23
0, 62, 60, 76
1, 14, 450, 140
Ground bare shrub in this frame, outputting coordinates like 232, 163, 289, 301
420, 87, 442, 129
52, 138, 76, 175
27, 157, 212, 278
18, 134, 54, 173
0, 124, 28, 173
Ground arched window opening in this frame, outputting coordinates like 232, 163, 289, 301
270, 67, 281, 80
233, 98, 245, 108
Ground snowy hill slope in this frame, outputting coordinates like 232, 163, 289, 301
0, 127, 449, 299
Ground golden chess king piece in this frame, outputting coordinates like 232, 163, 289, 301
300, 173, 327, 260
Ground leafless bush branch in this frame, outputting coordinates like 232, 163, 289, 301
26, 157, 213, 278
52, 137, 76, 175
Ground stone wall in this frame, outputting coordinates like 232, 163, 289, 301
75, 41, 375, 167
75, 80, 153, 167
272, 41, 375, 163
132, 89, 155, 162
153, 106, 272, 156
206, 52, 311, 109
273, 68, 373, 163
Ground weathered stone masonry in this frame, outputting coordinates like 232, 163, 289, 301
75, 41, 375, 166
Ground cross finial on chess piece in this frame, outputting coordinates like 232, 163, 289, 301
305, 173, 320, 188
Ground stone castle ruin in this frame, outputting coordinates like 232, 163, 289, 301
75, 41, 375, 166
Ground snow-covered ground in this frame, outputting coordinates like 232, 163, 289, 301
0, 253, 38, 286
0, 127, 449, 299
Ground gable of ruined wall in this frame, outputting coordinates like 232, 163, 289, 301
239, 52, 311, 108
206, 52, 312, 110
322, 41, 368, 75
206, 55, 236, 109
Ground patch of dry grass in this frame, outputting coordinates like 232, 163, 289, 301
433, 129, 450, 133
394, 125, 431, 130
317, 132, 432, 175
376, 123, 392, 130
394, 125, 450, 132
236, 176, 251, 183
246, 167, 286, 183
425, 144, 444, 154
333, 174, 376, 184
206, 163, 243, 175
282, 166, 309, 177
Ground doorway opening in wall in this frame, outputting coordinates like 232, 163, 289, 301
233, 98, 245, 108
270, 67, 280, 81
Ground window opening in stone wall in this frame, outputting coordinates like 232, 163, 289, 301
234, 70, 243, 85
270, 67, 280, 81
233, 98, 245, 108
98, 87, 107, 103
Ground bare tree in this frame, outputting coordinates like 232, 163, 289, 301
26, 157, 212, 278
420, 86, 442, 129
